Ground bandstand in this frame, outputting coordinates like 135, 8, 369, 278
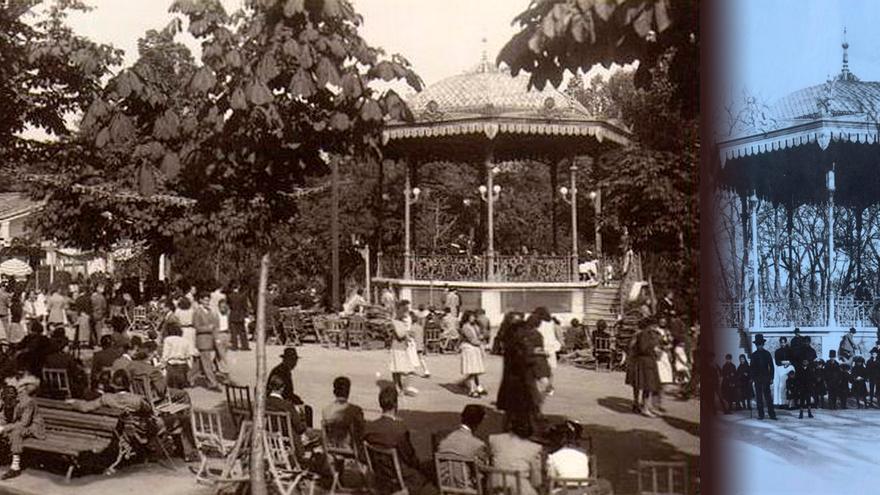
373, 56, 638, 326
715, 40, 880, 357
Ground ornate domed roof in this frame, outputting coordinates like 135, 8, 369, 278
405, 62, 592, 122
770, 79, 880, 122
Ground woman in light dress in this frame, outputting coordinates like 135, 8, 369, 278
174, 296, 197, 352
389, 300, 418, 396
459, 311, 486, 398
534, 307, 562, 396
655, 317, 674, 386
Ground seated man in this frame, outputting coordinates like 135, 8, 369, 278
91, 335, 122, 389
68, 370, 198, 463
109, 336, 143, 378
436, 404, 488, 464
0, 374, 44, 479
267, 374, 317, 467
268, 347, 313, 427
363, 386, 434, 495
321, 376, 365, 455
41, 330, 89, 399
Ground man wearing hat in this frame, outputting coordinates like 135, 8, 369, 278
0, 374, 45, 479
838, 327, 862, 366
867, 348, 879, 407
749, 334, 777, 420
773, 336, 792, 408
790, 327, 805, 350
268, 347, 313, 427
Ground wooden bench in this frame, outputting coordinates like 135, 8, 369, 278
26, 398, 123, 481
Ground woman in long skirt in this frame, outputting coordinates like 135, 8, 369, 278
459, 311, 486, 397
736, 354, 753, 411
390, 301, 418, 396
496, 320, 542, 430
627, 319, 662, 417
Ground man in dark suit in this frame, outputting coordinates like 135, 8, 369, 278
437, 404, 488, 463
226, 282, 250, 351
42, 330, 88, 399
363, 386, 433, 495
321, 376, 365, 450
267, 374, 310, 466
749, 334, 777, 420
268, 347, 313, 427
91, 335, 122, 389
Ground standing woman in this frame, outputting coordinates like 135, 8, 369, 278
174, 297, 196, 350
655, 318, 674, 390
496, 320, 542, 430
535, 308, 562, 396
459, 311, 487, 398
630, 319, 662, 417
45, 285, 68, 331
736, 354, 753, 411
526, 308, 554, 399
389, 300, 418, 396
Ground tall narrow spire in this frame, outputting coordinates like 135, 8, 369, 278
476, 36, 492, 73
838, 27, 857, 81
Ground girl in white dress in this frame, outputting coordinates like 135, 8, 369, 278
459, 311, 486, 397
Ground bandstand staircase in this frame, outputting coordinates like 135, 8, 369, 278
582, 282, 621, 330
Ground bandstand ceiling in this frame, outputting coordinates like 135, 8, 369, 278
382, 59, 630, 164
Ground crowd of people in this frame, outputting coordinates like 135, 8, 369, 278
711, 326, 880, 420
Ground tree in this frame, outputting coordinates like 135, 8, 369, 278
498, 0, 698, 117
59, 1, 418, 492
0, 0, 121, 185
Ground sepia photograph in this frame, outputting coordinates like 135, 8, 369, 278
0, 1, 698, 494
711, 0, 880, 493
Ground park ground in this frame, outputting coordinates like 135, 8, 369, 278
717, 405, 880, 495
0, 345, 699, 495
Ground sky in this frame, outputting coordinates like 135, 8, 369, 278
723, 0, 880, 104
63, 0, 527, 88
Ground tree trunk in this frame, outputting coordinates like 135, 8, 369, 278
250, 252, 270, 495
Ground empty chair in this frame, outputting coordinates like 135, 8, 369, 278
41, 368, 72, 399
637, 460, 688, 495
592, 336, 614, 371
363, 442, 409, 495
225, 383, 253, 428
190, 408, 235, 483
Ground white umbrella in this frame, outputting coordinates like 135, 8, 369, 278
0, 258, 33, 277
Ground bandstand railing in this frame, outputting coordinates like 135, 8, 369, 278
378, 254, 636, 283
716, 297, 872, 328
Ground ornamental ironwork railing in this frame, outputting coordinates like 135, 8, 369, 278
715, 297, 872, 328
494, 255, 572, 282
379, 253, 632, 284
411, 254, 486, 282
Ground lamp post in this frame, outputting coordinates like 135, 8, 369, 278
403, 172, 421, 280
559, 163, 578, 282
589, 189, 602, 280
479, 169, 501, 281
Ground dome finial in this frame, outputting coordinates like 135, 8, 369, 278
838, 26, 857, 81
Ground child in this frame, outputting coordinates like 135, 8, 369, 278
794, 358, 814, 419
867, 349, 879, 407
736, 354, 753, 411
785, 371, 797, 410
813, 359, 826, 409
825, 352, 842, 409
673, 341, 691, 384
837, 363, 852, 409
720, 354, 738, 410
851, 357, 869, 409
0, 374, 44, 479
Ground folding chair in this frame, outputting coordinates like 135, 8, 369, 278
190, 408, 235, 483
346, 315, 368, 349
264, 430, 320, 495
312, 315, 331, 347
423, 320, 444, 354
592, 336, 614, 372
325, 316, 346, 348
322, 420, 366, 494
280, 310, 302, 346
132, 376, 189, 415
434, 453, 479, 495
363, 441, 409, 495
478, 464, 531, 495
41, 368, 72, 399
193, 420, 252, 491
225, 383, 253, 429
636, 460, 688, 495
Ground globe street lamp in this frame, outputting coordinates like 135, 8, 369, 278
403, 174, 421, 280
479, 180, 501, 281
559, 162, 579, 282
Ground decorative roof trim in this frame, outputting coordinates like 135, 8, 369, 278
382, 119, 630, 146
717, 119, 880, 167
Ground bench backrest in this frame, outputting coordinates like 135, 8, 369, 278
35, 399, 121, 441
42, 368, 72, 399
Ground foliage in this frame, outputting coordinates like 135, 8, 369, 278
0, 0, 121, 177
498, 0, 698, 116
